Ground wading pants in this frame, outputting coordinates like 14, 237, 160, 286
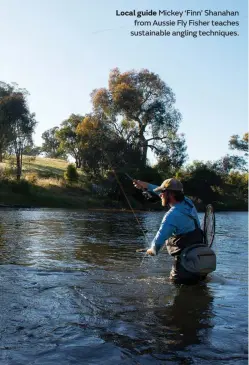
170, 255, 207, 285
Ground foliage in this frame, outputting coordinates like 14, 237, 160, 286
25, 172, 38, 184
75, 114, 142, 179
229, 132, 248, 154
174, 159, 248, 210
0, 82, 15, 161
10, 112, 37, 180
223, 171, 248, 203
11, 179, 31, 195
64, 163, 79, 183
56, 114, 84, 168
0, 72, 247, 211
154, 132, 187, 175
76, 114, 107, 178
41, 127, 67, 159
226, 132, 248, 174
212, 154, 247, 173
0, 82, 37, 179
23, 145, 42, 156
91, 68, 186, 168
181, 162, 222, 205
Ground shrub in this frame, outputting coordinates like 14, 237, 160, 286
0, 167, 15, 179
11, 180, 31, 195
64, 164, 79, 183
25, 172, 38, 184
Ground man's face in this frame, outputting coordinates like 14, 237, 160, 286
159, 191, 168, 207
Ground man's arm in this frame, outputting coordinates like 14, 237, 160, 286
148, 211, 176, 255
133, 180, 160, 196
148, 183, 161, 197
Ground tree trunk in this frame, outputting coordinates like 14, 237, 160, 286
16, 153, 22, 181
138, 123, 147, 167
76, 159, 81, 169
0, 140, 6, 162
75, 153, 82, 169
76, 158, 81, 169
141, 143, 148, 167
138, 135, 147, 167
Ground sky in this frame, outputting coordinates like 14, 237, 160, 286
0, 0, 247, 165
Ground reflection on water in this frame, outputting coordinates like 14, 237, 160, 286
0, 209, 247, 364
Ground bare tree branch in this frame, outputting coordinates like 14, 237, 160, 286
146, 135, 168, 142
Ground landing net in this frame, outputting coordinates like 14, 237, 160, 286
203, 204, 216, 248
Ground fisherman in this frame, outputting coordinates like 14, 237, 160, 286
133, 178, 209, 284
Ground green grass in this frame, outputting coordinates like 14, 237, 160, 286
0, 177, 125, 209
22, 156, 68, 178
2, 156, 244, 211
0, 156, 116, 209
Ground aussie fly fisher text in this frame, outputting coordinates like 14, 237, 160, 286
134, 19, 239, 27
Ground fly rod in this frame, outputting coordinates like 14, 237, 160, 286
101, 150, 151, 248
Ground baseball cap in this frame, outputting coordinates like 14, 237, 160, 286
153, 178, 183, 192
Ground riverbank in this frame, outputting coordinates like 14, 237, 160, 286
0, 156, 163, 211
0, 156, 247, 212
0, 178, 124, 209
0, 157, 107, 209
0, 182, 247, 212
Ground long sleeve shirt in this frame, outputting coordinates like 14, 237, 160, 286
147, 184, 201, 254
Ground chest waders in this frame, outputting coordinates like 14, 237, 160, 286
166, 201, 216, 284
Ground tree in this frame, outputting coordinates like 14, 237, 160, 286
22, 145, 42, 156
41, 127, 66, 159
0, 82, 37, 179
224, 132, 248, 172
0, 82, 29, 162
56, 114, 84, 168
0, 83, 13, 161
91, 68, 183, 167
11, 112, 37, 180
154, 132, 187, 175
76, 114, 143, 179
76, 114, 106, 178
212, 154, 247, 174
183, 161, 222, 204
225, 171, 248, 203
229, 132, 248, 154
64, 163, 79, 183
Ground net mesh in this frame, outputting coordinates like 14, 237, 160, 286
203, 204, 216, 248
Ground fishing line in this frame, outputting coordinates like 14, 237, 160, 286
101, 149, 150, 247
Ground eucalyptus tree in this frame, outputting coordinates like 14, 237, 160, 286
91, 68, 186, 167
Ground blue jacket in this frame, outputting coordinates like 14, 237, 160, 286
148, 184, 201, 254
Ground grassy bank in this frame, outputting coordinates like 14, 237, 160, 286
0, 179, 112, 208
0, 156, 145, 210
0, 156, 247, 211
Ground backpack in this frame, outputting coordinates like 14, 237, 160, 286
180, 244, 216, 274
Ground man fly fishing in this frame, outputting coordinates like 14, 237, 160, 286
133, 178, 216, 284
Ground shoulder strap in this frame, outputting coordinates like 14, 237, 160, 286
180, 199, 199, 229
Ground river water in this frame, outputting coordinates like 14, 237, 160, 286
0, 209, 247, 364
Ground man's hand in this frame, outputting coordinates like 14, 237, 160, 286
133, 180, 148, 190
146, 248, 156, 256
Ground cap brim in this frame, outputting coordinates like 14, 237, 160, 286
153, 186, 163, 192
154, 186, 183, 192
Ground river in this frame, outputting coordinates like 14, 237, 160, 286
0, 209, 247, 364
